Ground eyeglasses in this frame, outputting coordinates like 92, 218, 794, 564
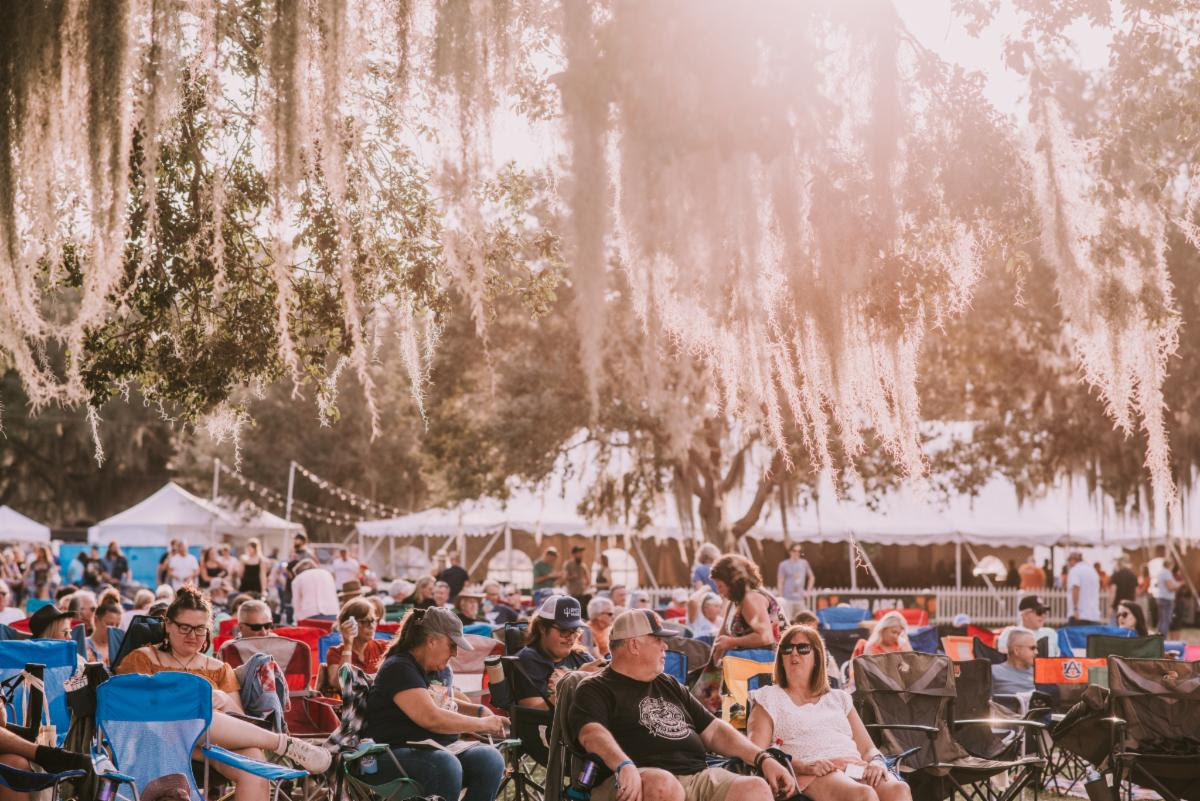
170, 621, 208, 636
1116, 611, 1132, 619
553, 625, 581, 637
244, 621, 274, 632
779, 643, 813, 656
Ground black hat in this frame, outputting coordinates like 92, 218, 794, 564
1018, 595, 1050, 614
29, 605, 72, 638
535, 595, 583, 629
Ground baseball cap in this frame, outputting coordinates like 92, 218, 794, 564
29, 605, 73, 638
536, 595, 583, 629
610, 609, 681, 642
421, 607, 473, 650
1018, 595, 1050, 614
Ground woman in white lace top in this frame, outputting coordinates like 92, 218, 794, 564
747, 625, 911, 801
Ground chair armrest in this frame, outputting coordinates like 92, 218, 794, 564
201, 744, 309, 781
864, 723, 939, 734
953, 718, 1047, 730
343, 742, 392, 762
887, 746, 921, 765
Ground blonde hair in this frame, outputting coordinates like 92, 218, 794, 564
865, 611, 909, 652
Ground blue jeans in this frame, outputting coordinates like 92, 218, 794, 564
1158, 598, 1175, 635
390, 744, 505, 801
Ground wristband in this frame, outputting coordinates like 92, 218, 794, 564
869, 754, 887, 765
754, 750, 770, 771
614, 759, 634, 776
476, 705, 484, 717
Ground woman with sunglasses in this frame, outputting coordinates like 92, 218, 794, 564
328, 597, 390, 674
748, 626, 911, 801
1115, 600, 1149, 637
117, 586, 332, 797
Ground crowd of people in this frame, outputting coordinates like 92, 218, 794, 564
0, 532, 1190, 801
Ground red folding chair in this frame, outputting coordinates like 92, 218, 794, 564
218, 636, 340, 736
873, 608, 929, 627
295, 618, 334, 633
968, 624, 998, 648
218, 618, 238, 638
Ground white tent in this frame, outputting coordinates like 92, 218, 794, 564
0, 506, 51, 543
88, 482, 302, 547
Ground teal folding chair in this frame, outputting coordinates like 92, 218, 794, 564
96, 672, 308, 801
0, 639, 76, 745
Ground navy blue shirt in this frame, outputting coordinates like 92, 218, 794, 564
513, 645, 593, 703
365, 652, 456, 746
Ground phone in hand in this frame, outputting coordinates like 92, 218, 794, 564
844, 764, 865, 780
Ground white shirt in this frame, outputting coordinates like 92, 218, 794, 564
1155, 567, 1178, 601
167, 553, 200, 588
0, 607, 24, 626
330, 558, 360, 589
1067, 562, 1101, 621
292, 567, 340, 621
750, 685, 860, 762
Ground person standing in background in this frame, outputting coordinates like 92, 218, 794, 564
436, 550, 469, 600
691, 543, 720, 592
532, 547, 561, 593
331, 547, 361, 591
1109, 555, 1137, 624
1018, 556, 1045, 591
1066, 551, 1101, 625
777, 543, 815, 621
564, 545, 591, 611
1155, 559, 1182, 637
593, 553, 612, 595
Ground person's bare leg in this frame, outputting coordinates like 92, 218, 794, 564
206, 711, 284, 751
196, 747, 269, 801
875, 777, 911, 801
0, 754, 31, 801
801, 771, 879, 801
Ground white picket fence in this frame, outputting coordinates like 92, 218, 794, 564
640, 585, 1114, 627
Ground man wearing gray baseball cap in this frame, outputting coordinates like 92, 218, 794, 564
569, 610, 795, 801
364, 607, 508, 801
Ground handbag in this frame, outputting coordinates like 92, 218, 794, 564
22, 671, 55, 746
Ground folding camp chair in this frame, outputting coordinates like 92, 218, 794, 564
972, 636, 1005, 666
0, 762, 87, 801
1057, 625, 1132, 657
1033, 656, 1109, 794
817, 606, 871, 630
218, 636, 340, 736
96, 671, 309, 801
720, 649, 775, 729
109, 614, 164, 673
664, 650, 688, 684
503, 623, 528, 655
967, 624, 997, 648
819, 628, 861, 668
853, 651, 1044, 801
491, 656, 550, 801
908, 625, 939, 654
1104, 656, 1200, 801
1086, 634, 1163, 659
942, 636, 974, 661
0, 639, 77, 745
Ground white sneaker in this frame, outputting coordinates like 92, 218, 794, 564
282, 736, 333, 774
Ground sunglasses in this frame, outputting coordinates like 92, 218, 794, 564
779, 642, 813, 656
1116, 611, 1132, 619
352, 616, 378, 625
244, 621, 274, 632
171, 621, 208, 636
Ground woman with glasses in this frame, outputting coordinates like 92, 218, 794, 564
328, 597, 389, 674
117, 586, 332, 796
584, 595, 616, 658
514, 595, 602, 709
1115, 600, 1150, 637
748, 625, 911, 801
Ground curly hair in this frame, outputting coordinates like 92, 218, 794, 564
160, 585, 213, 653
710, 554, 763, 603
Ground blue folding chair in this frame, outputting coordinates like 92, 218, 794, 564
664, 650, 687, 684
96, 672, 308, 801
1057, 625, 1133, 657
816, 606, 871, 630
0, 639, 76, 745
908, 625, 939, 654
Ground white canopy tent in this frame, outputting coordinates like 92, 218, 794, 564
0, 506, 51, 543
88, 482, 302, 547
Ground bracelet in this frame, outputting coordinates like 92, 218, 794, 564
614, 759, 634, 776
869, 754, 887, 765
476, 705, 484, 717
754, 750, 771, 771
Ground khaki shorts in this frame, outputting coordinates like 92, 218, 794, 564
591, 767, 740, 801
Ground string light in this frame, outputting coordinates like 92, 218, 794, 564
218, 462, 363, 527
293, 462, 408, 519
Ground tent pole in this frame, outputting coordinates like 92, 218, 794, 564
857, 544, 886, 590
632, 535, 658, 589
389, 535, 396, 578
963, 542, 997, 593
504, 525, 513, 585
285, 461, 296, 522
955, 539, 962, 589
212, 458, 220, 502
467, 529, 503, 578
848, 536, 857, 591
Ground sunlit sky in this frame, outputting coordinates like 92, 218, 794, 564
898, 0, 1113, 111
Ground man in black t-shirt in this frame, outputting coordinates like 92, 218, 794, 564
1109, 556, 1138, 621
437, 551, 470, 600
569, 610, 794, 801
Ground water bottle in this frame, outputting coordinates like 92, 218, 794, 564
94, 776, 119, 801
565, 759, 599, 801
